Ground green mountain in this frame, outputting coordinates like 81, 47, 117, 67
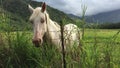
0, 0, 74, 31
68, 9, 120, 23
86, 9, 120, 23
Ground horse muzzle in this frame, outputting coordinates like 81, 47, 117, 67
32, 38, 43, 47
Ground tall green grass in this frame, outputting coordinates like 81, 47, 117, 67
0, 28, 120, 68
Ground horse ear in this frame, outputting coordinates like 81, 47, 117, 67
41, 2, 46, 12
28, 4, 34, 13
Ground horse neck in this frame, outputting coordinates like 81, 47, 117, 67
45, 13, 61, 40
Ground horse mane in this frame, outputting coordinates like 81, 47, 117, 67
53, 21, 60, 28
45, 12, 60, 29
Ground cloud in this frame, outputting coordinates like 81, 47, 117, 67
35, 0, 120, 16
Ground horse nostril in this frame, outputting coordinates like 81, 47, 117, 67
38, 39, 43, 45
38, 39, 41, 43
32, 39, 42, 47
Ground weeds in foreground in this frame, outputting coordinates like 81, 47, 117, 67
0, 29, 120, 68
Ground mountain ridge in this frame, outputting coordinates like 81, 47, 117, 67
87, 9, 120, 23
68, 9, 120, 23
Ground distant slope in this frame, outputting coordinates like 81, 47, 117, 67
86, 9, 120, 23
68, 14, 80, 19
68, 9, 120, 23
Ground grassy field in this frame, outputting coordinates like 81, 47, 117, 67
0, 29, 120, 68
84, 29, 120, 41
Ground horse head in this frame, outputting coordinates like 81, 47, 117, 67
28, 2, 47, 47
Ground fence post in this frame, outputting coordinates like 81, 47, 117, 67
60, 20, 66, 68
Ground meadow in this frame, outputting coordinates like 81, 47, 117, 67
0, 29, 120, 68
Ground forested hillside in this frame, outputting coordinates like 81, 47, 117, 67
0, 0, 74, 31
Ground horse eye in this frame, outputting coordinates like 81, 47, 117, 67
41, 18, 45, 23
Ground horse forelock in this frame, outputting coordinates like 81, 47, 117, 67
29, 7, 47, 21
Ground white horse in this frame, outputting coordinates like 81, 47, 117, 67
28, 2, 81, 50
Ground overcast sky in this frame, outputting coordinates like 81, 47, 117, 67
35, 0, 120, 16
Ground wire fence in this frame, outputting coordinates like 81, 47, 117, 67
0, 29, 120, 44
